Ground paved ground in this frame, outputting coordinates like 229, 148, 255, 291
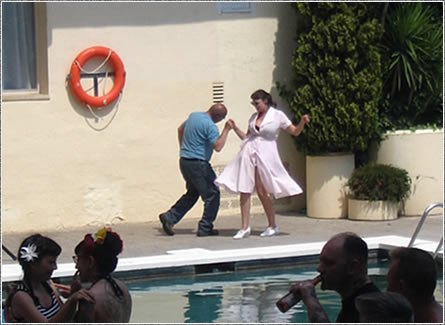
2, 212, 443, 265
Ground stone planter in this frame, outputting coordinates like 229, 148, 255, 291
371, 129, 443, 216
348, 199, 399, 221
306, 153, 354, 219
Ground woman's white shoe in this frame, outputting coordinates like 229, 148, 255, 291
260, 227, 279, 237
233, 227, 251, 239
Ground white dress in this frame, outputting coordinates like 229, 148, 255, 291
215, 107, 303, 199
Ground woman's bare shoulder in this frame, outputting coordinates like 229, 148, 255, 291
11, 290, 33, 304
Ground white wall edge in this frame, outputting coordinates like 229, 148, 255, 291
2, 236, 441, 282
385, 129, 443, 136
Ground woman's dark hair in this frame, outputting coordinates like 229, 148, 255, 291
18, 234, 61, 269
75, 229, 123, 274
250, 89, 277, 108
17, 234, 61, 297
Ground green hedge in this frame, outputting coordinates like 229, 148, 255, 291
278, 3, 384, 155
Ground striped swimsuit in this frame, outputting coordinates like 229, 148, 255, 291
15, 281, 61, 319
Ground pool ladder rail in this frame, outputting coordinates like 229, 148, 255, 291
407, 202, 443, 259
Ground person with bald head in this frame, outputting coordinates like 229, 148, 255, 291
286, 232, 380, 322
159, 103, 232, 237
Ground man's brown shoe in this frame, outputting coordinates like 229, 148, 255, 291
159, 213, 174, 236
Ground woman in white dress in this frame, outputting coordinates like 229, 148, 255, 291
215, 89, 310, 239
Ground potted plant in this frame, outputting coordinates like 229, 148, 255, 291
372, 2, 443, 215
277, 3, 385, 218
346, 163, 411, 220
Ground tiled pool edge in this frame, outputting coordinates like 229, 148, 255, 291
2, 235, 442, 283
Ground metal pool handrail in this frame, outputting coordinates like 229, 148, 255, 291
407, 202, 443, 258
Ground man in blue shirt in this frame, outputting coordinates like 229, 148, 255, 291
159, 104, 232, 237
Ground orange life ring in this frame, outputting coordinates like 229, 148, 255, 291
69, 46, 125, 108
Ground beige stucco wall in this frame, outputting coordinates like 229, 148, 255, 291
373, 130, 444, 216
2, 3, 306, 233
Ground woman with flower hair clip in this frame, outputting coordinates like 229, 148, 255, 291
70, 227, 132, 322
3, 234, 94, 322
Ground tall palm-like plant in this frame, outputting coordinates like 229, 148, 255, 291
381, 2, 442, 105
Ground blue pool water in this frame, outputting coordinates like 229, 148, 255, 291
127, 259, 443, 323
2, 259, 442, 323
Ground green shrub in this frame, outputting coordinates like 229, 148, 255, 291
379, 2, 443, 130
346, 163, 411, 202
278, 3, 384, 155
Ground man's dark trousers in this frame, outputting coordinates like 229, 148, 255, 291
163, 157, 220, 233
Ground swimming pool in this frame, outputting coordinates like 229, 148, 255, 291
126, 259, 443, 323
2, 257, 443, 323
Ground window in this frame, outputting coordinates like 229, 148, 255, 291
2, 2, 48, 100
216, 2, 255, 14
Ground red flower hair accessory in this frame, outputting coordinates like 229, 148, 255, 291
83, 227, 123, 254
83, 234, 95, 252
83, 227, 111, 252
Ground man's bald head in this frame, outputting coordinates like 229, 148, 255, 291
208, 104, 227, 123
328, 232, 369, 271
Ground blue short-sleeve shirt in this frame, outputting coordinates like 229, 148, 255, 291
180, 112, 220, 161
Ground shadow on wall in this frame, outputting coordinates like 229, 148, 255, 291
48, 2, 283, 29
65, 58, 122, 131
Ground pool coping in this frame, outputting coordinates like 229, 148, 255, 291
2, 235, 442, 283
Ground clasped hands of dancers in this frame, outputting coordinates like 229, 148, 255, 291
159, 89, 309, 239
